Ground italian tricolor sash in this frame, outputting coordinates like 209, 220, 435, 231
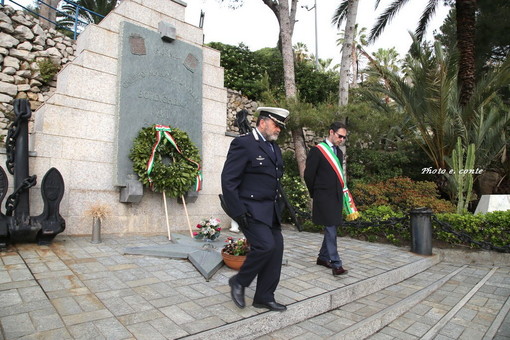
316, 142, 359, 221
146, 125, 202, 191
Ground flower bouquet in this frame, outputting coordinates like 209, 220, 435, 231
193, 217, 221, 241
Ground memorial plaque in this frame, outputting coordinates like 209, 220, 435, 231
115, 22, 203, 187
129, 34, 146, 55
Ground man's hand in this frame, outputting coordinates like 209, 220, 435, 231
234, 213, 249, 231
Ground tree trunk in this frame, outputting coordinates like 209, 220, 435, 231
264, 0, 308, 177
338, 0, 359, 108
456, 0, 477, 106
292, 129, 307, 178
39, 0, 60, 29
277, 0, 297, 98
338, 0, 359, 174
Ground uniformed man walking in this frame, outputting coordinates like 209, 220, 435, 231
221, 106, 289, 312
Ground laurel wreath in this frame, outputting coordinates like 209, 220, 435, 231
129, 125, 201, 198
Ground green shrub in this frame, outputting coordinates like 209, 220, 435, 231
340, 205, 408, 245
206, 42, 267, 99
433, 210, 510, 249
348, 148, 410, 183
281, 173, 310, 224
36, 58, 60, 83
352, 177, 455, 213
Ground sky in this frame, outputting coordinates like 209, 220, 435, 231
184, 0, 451, 66
7, 0, 450, 65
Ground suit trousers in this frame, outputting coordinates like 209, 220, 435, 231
236, 218, 283, 303
318, 225, 343, 268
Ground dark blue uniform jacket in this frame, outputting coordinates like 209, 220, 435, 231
221, 130, 284, 227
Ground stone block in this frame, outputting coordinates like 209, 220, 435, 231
56, 64, 117, 104
171, 21, 203, 46
45, 93, 115, 115
31, 133, 63, 158
76, 25, 119, 59
92, 13, 126, 34
203, 84, 226, 102
138, 0, 186, 21
474, 195, 510, 214
203, 46, 221, 67
114, 1, 155, 29
73, 51, 117, 76
158, 21, 176, 42
66, 160, 114, 190
62, 138, 114, 163
0, 80, 17, 95
119, 179, 143, 203
33, 104, 116, 142
202, 98, 227, 125
203, 63, 224, 88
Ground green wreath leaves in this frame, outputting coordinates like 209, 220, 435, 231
129, 125, 201, 198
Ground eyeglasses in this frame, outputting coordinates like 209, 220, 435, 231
335, 132, 347, 139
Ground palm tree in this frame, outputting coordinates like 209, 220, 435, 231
58, 0, 119, 31
336, 23, 368, 86
293, 42, 312, 64
333, 0, 477, 106
318, 58, 336, 72
366, 47, 400, 103
363, 36, 510, 172
335, 0, 360, 108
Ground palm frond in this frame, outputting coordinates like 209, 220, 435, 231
369, 0, 413, 43
415, 0, 439, 41
331, 0, 349, 29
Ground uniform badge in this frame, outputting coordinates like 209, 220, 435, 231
256, 156, 265, 161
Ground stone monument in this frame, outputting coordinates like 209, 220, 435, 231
115, 21, 203, 190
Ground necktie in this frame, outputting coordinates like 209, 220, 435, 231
266, 141, 274, 153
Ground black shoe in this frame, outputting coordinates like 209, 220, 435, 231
228, 276, 245, 308
252, 301, 287, 312
332, 266, 348, 276
316, 258, 332, 268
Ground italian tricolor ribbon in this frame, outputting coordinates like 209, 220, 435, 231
316, 142, 359, 221
146, 125, 202, 191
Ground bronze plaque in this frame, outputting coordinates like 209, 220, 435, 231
183, 53, 198, 72
129, 34, 146, 55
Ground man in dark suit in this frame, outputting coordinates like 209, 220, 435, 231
304, 122, 349, 276
221, 106, 289, 312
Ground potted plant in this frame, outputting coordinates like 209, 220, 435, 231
221, 237, 250, 270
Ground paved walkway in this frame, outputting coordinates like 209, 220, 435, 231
0, 228, 508, 339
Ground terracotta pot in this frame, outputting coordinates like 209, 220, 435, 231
221, 249, 247, 271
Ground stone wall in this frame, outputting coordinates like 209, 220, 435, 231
0, 5, 75, 134
226, 88, 257, 134
226, 89, 321, 151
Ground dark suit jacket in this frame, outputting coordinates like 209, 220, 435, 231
303, 143, 344, 226
221, 129, 283, 227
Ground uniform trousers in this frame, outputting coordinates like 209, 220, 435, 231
235, 217, 284, 303
318, 225, 343, 269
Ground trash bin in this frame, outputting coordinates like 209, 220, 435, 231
410, 207, 433, 255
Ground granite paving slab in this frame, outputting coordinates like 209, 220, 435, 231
0, 229, 508, 339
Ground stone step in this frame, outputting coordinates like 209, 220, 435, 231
259, 263, 510, 340
181, 254, 440, 340
368, 264, 510, 340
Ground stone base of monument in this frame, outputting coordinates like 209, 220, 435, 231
474, 194, 510, 214
123, 233, 223, 281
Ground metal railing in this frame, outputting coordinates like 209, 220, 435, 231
0, 0, 104, 39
